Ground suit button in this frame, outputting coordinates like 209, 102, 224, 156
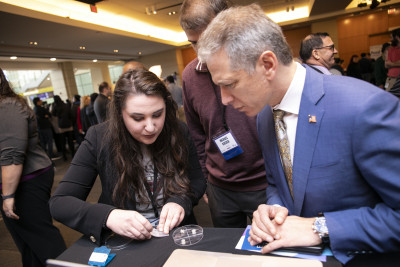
90, 236, 96, 243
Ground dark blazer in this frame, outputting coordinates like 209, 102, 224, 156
50, 121, 206, 245
257, 66, 400, 264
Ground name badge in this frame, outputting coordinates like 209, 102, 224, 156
213, 131, 243, 160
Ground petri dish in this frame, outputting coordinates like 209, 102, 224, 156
172, 225, 203, 246
104, 233, 133, 251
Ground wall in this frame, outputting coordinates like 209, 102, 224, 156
140, 49, 181, 84
338, 9, 400, 68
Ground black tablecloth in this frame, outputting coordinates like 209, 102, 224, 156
55, 228, 344, 267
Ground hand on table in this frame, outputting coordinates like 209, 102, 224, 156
248, 204, 288, 244
157, 203, 185, 234
2, 198, 19, 220
257, 216, 322, 254
106, 209, 152, 240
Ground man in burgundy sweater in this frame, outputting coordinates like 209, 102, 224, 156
179, 0, 268, 227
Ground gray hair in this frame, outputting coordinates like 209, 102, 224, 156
197, 4, 293, 73
179, 0, 230, 33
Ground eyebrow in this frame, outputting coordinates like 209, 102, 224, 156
130, 108, 164, 116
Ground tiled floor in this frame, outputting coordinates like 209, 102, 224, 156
0, 156, 213, 267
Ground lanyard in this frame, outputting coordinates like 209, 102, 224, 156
208, 72, 229, 131
143, 167, 160, 218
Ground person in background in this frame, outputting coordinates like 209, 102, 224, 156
329, 58, 344, 75
385, 28, 400, 91
299, 32, 338, 75
87, 92, 98, 127
375, 43, 391, 89
94, 82, 111, 123
80, 95, 91, 135
52, 95, 75, 161
197, 4, 400, 264
33, 97, 59, 160
49, 69, 206, 245
179, 0, 267, 228
346, 54, 362, 79
123, 61, 147, 73
0, 68, 66, 267
359, 52, 373, 83
164, 75, 183, 108
71, 94, 83, 145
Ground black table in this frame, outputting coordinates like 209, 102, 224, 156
54, 228, 344, 267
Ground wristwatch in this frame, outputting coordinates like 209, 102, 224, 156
312, 216, 330, 244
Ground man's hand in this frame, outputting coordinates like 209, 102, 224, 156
259, 216, 322, 254
202, 193, 209, 204
106, 209, 153, 240
158, 203, 185, 234
248, 204, 288, 244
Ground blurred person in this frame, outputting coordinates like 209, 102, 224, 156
329, 58, 344, 75
359, 52, 373, 83
385, 28, 400, 91
346, 55, 362, 79
33, 97, 59, 160
80, 95, 91, 135
49, 70, 206, 244
179, 0, 267, 228
197, 4, 400, 264
94, 82, 111, 123
122, 61, 147, 73
299, 32, 338, 75
0, 68, 66, 267
375, 43, 391, 89
52, 95, 75, 161
87, 92, 98, 127
71, 94, 83, 145
164, 75, 183, 108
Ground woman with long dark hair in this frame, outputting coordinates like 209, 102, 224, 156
50, 70, 205, 243
0, 68, 66, 266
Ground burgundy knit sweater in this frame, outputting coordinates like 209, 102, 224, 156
182, 58, 267, 192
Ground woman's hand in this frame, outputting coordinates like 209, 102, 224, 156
106, 209, 153, 240
2, 198, 19, 220
158, 203, 185, 234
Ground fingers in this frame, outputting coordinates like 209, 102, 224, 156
158, 203, 184, 234
273, 206, 289, 225
106, 210, 152, 240
2, 199, 19, 220
261, 239, 285, 254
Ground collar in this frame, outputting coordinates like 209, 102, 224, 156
309, 64, 332, 75
273, 62, 306, 115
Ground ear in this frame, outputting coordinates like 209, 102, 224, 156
312, 49, 320, 60
259, 51, 278, 80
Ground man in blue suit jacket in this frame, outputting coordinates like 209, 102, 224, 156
197, 4, 400, 265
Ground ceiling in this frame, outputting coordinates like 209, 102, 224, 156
0, 0, 398, 63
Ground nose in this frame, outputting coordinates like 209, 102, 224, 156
333, 48, 338, 54
144, 118, 155, 132
220, 86, 234, 106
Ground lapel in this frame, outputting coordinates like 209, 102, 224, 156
292, 66, 325, 215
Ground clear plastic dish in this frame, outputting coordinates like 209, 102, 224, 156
172, 225, 203, 246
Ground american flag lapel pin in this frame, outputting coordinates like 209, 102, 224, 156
308, 115, 317, 123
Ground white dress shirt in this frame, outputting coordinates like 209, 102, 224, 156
273, 62, 306, 164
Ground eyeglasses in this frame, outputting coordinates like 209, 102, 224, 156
315, 44, 335, 51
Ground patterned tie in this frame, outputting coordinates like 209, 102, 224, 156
273, 109, 293, 198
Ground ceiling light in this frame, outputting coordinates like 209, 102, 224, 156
93, 59, 98, 62
79, 46, 86, 50
10, 56, 17, 60
138, 52, 142, 55
50, 58, 57, 61
29, 41, 38, 45
113, 49, 118, 53
267, 6, 309, 23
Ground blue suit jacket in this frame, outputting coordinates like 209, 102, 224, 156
257, 66, 400, 264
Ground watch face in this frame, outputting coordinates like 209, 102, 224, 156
315, 218, 329, 234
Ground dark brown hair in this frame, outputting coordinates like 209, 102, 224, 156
105, 70, 190, 208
